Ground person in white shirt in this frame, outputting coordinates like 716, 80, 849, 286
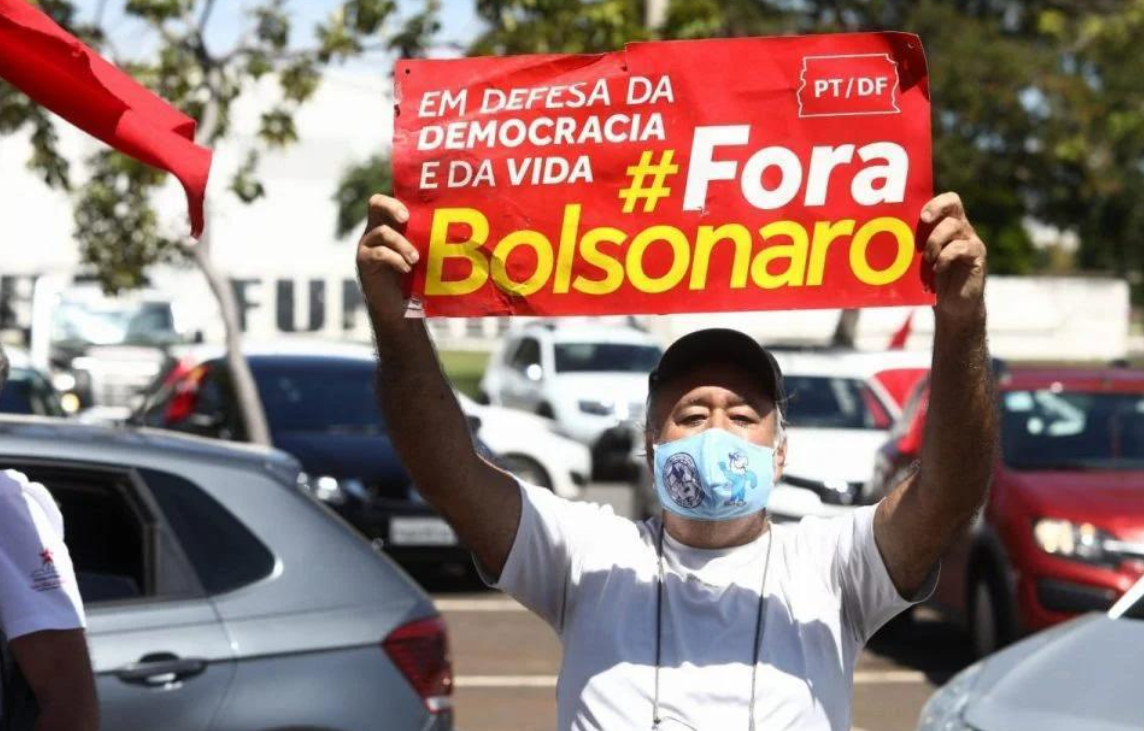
0, 345, 98, 731
357, 191, 997, 730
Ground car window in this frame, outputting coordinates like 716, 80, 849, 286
509, 338, 541, 371
0, 368, 64, 417
142, 468, 276, 595
784, 375, 887, 430
252, 359, 386, 434
553, 343, 662, 373
11, 465, 160, 604
1001, 390, 1144, 471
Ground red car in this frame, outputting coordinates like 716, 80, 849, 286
869, 366, 1144, 657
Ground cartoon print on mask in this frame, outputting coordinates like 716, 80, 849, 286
663, 452, 705, 508
718, 450, 759, 506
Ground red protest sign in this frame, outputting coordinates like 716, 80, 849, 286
393, 32, 934, 318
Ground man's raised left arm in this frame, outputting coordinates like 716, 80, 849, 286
874, 191, 1000, 598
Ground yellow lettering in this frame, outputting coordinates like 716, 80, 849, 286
426, 208, 490, 296
751, 221, 809, 290
807, 219, 855, 286
689, 224, 752, 290
850, 217, 914, 286
573, 227, 627, 295
491, 229, 554, 297
553, 204, 581, 294
627, 226, 690, 294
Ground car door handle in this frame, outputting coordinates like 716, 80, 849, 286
116, 653, 207, 686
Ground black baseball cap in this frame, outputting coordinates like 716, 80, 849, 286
648, 328, 786, 409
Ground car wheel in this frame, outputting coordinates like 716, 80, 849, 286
499, 454, 553, 489
969, 568, 1011, 658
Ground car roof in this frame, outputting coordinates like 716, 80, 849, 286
517, 323, 660, 346
177, 340, 376, 365
771, 349, 931, 378
2, 346, 32, 370
1002, 366, 1144, 393
0, 414, 295, 474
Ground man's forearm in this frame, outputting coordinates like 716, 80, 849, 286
920, 307, 998, 522
369, 312, 482, 502
36, 694, 99, 731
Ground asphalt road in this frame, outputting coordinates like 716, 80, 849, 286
431, 589, 975, 731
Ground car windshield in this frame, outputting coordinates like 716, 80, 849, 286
784, 375, 886, 430
1002, 390, 1144, 471
52, 300, 179, 348
253, 360, 386, 434
554, 342, 662, 373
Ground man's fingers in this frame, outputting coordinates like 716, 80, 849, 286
360, 224, 420, 266
921, 191, 965, 225
359, 241, 413, 274
366, 194, 410, 230
924, 217, 966, 263
933, 238, 982, 273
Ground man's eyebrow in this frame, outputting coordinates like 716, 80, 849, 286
675, 395, 709, 409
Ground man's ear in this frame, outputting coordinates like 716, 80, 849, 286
644, 428, 655, 475
773, 437, 787, 483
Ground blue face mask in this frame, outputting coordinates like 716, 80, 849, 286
653, 428, 776, 521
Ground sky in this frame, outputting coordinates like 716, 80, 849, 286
72, 0, 482, 64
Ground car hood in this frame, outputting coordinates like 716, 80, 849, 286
1006, 470, 1144, 537
782, 427, 888, 484
272, 430, 410, 488
965, 614, 1144, 731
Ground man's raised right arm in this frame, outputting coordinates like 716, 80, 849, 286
356, 194, 521, 578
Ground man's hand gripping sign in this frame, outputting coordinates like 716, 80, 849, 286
392, 32, 933, 317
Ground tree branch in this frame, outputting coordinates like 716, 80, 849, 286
198, 0, 219, 34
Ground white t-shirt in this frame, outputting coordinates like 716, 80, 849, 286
486, 482, 934, 731
0, 469, 86, 640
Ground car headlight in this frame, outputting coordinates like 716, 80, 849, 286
916, 662, 983, 731
1033, 518, 1115, 565
578, 399, 614, 416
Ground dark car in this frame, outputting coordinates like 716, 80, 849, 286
0, 348, 67, 417
869, 366, 1144, 657
0, 415, 453, 731
130, 343, 481, 570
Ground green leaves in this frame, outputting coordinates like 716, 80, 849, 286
254, 0, 291, 51
73, 152, 187, 295
333, 154, 393, 238
258, 107, 298, 146
230, 150, 267, 203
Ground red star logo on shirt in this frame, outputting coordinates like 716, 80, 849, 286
40, 548, 54, 566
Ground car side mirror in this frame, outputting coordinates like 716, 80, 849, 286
525, 363, 544, 382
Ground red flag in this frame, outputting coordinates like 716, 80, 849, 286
888, 310, 915, 350
0, 0, 212, 236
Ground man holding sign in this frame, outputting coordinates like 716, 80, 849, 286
361, 33, 997, 730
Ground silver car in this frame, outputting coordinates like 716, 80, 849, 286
0, 415, 454, 731
917, 575, 1144, 731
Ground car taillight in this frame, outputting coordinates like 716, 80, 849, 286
165, 365, 205, 424
382, 616, 453, 714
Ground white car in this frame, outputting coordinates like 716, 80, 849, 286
456, 392, 591, 499
767, 348, 929, 521
478, 323, 664, 450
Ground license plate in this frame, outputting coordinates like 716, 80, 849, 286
389, 517, 457, 546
